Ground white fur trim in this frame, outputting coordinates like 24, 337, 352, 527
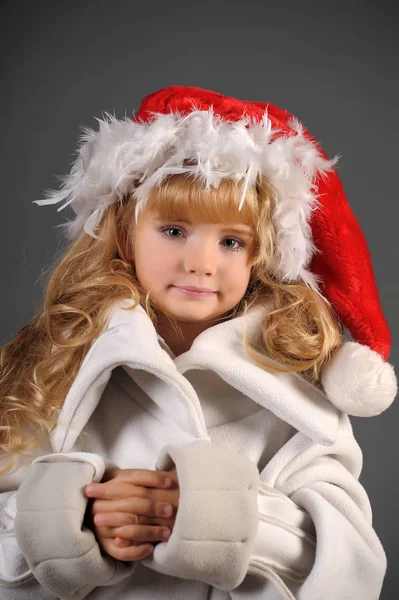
321, 342, 397, 417
34, 110, 337, 287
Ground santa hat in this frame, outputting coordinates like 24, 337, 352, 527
35, 85, 397, 417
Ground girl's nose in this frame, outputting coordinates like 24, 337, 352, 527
183, 241, 217, 276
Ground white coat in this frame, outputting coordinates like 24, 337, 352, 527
0, 301, 387, 600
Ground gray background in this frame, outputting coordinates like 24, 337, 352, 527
1, 0, 398, 597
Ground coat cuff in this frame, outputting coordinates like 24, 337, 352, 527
142, 440, 259, 590
247, 482, 316, 600
14, 452, 135, 600
0, 492, 33, 586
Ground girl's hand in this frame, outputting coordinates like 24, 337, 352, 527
85, 468, 180, 561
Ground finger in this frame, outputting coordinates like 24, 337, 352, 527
94, 511, 174, 529
110, 542, 155, 561
103, 468, 176, 488
100, 539, 154, 561
114, 537, 133, 547
94, 512, 149, 528
91, 497, 175, 518
85, 482, 148, 500
86, 481, 179, 504
94, 522, 170, 543
94, 525, 120, 539
112, 524, 172, 543
86, 481, 163, 500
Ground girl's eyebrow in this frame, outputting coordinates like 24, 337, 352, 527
153, 217, 190, 223
222, 227, 254, 239
152, 217, 254, 237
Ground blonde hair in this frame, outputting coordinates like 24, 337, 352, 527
0, 174, 342, 472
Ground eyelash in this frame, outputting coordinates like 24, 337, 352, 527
160, 226, 247, 253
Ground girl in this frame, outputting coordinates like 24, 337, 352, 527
0, 85, 397, 600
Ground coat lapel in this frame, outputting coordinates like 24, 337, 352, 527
51, 301, 339, 452
51, 301, 208, 452
175, 304, 339, 445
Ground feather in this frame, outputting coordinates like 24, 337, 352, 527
38, 109, 339, 284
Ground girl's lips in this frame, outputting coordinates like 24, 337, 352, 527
172, 286, 216, 298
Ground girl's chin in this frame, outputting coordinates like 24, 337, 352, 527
160, 306, 219, 322
153, 299, 225, 323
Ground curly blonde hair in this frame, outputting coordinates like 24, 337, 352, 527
0, 174, 342, 472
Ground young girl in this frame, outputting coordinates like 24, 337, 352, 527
0, 85, 396, 600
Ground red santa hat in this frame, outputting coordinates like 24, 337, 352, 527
35, 85, 397, 417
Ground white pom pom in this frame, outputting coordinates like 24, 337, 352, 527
321, 342, 397, 417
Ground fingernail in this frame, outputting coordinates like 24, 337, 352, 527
85, 485, 97, 495
164, 477, 172, 487
160, 503, 173, 517
162, 529, 171, 540
95, 514, 106, 524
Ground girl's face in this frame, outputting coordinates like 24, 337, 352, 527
133, 208, 255, 324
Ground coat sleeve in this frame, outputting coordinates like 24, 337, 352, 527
0, 455, 53, 600
143, 414, 386, 599
231, 412, 387, 599
1, 452, 135, 600
141, 439, 260, 589
0, 489, 36, 591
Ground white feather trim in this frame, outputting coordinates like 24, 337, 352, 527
34, 109, 337, 287
321, 342, 397, 417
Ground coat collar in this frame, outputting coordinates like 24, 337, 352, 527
175, 304, 339, 444
51, 301, 339, 452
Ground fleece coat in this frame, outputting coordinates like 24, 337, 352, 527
0, 302, 387, 600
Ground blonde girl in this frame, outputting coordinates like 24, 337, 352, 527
0, 86, 396, 600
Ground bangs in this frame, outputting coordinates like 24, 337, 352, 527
145, 174, 260, 227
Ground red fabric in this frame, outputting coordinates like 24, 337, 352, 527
263, 100, 392, 360
310, 170, 392, 360
133, 85, 293, 137
133, 86, 392, 360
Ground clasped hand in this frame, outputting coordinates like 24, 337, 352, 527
85, 468, 180, 561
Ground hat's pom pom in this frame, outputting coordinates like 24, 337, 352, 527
321, 342, 397, 417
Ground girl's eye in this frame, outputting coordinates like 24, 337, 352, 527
160, 227, 246, 253
222, 237, 246, 252
161, 226, 185, 239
